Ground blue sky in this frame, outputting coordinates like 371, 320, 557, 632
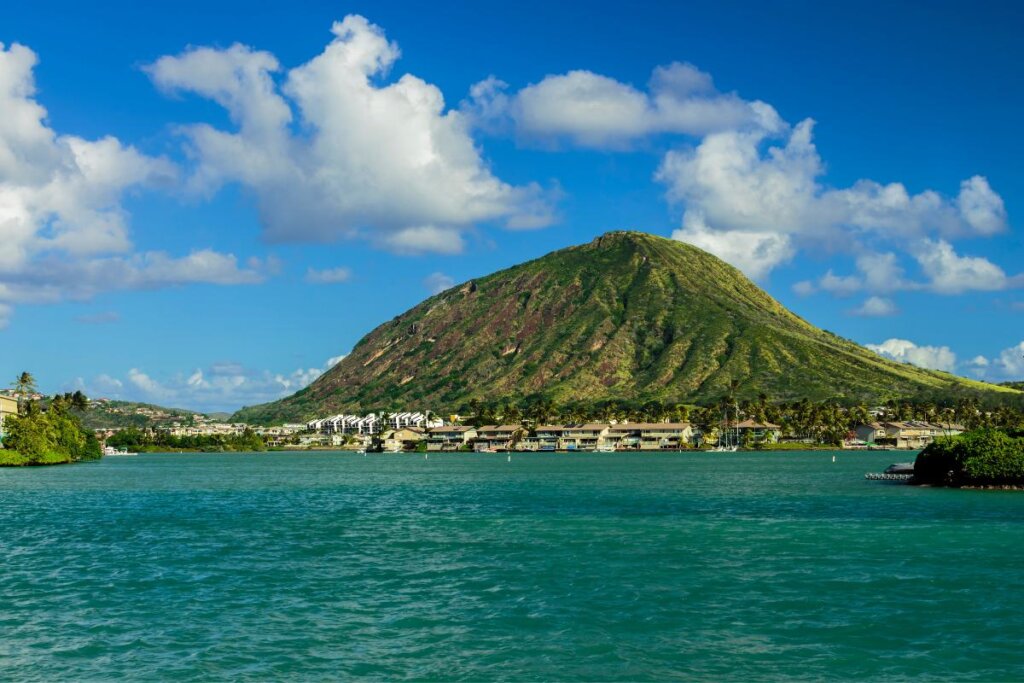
1, 0, 1022, 411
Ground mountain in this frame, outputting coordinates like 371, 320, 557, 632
233, 231, 1018, 424
75, 400, 204, 430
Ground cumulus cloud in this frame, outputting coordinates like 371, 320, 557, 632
147, 15, 554, 255
672, 213, 793, 279
791, 241, 1020, 302
967, 342, 1024, 382
73, 354, 348, 412
0, 41, 268, 325
819, 270, 863, 297
0, 251, 268, 308
850, 296, 898, 317
866, 338, 957, 372
305, 266, 352, 284
657, 117, 1008, 279
423, 271, 455, 294
992, 342, 1024, 380
910, 239, 1021, 294
467, 62, 782, 149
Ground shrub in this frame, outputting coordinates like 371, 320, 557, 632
915, 429, 1024, 486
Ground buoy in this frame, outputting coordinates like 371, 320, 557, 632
507, 455, 511, 462
832, 455, 836, 463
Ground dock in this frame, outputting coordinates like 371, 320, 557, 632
864, 472, 913, 481
865, 462, 915, 482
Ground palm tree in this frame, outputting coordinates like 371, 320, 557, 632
11, 371, 38, 414
11, 371, 37, 398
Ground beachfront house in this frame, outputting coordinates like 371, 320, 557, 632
387, 412, 444, 430
601, 422, 693, 450
732, 420, 781, 445
560, 424, 610, 451
854, 421, 964, 449
638, 422, 694, 449
474, 425, 526, 451
383, 427, 426, 452
426, 426, 477, 451
516, 426, 562, 451
312, 414, 381, 435
0, 394, 17, 444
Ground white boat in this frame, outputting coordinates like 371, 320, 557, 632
595, 445, 616, 453
103, 446, 137, 456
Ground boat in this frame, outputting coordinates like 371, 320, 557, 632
595, 444, 616, 453
103, 446, 137, 456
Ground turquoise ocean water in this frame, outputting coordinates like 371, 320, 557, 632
2, 450, 1024, 681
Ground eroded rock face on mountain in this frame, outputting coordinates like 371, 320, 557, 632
234, 231, 1007, 423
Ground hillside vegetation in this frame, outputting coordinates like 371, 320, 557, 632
73, 400, 202, 430
234, 231, 1018, 424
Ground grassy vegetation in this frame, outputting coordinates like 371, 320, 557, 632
751, 442, 834, 451
233, 231, 1022, 425
71, 400, 203, 430
0, 450, 73, 466
106, 428, 266, 453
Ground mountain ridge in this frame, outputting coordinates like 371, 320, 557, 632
233, 231, 1017, 424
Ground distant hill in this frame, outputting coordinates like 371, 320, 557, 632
233, 231, 1020, 424
1002, 381, 1024, 391
75, 400, 203, 430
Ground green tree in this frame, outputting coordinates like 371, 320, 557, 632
10, 371, 38, 414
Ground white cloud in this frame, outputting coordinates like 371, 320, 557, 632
792, 280, 815, 296
856, 252, 908, 293
657, 116, 1008, 279
148, 15, 554, 255
910, 238, 1020, 294
850, 296, 898, 317
866, 338, 957, 372
819, 270, 863, 297
470, 62, 782, 149
326, 354, 346, 368
797, 241, 1020, 301
305, 266, 352, 284
0, 42, 176, 265
671, 213, 793, 280
0, 251, 267, 308
379, 225, 465, 255
965, 342, 1024, 382
76, 354, 347, 412
992, 342, 1024, 380
957, 175, 1007, 236
0, 41, 268, 325
423, 271, 455, 294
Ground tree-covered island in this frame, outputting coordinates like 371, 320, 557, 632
0, 372, 101, 466
914, 429, 1024, 488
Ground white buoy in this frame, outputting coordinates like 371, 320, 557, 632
832, 455, 836, 462
507, 454, 511, 462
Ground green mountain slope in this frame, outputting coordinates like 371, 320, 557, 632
74, 400, 203, 430
234, 231, 1018, 424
